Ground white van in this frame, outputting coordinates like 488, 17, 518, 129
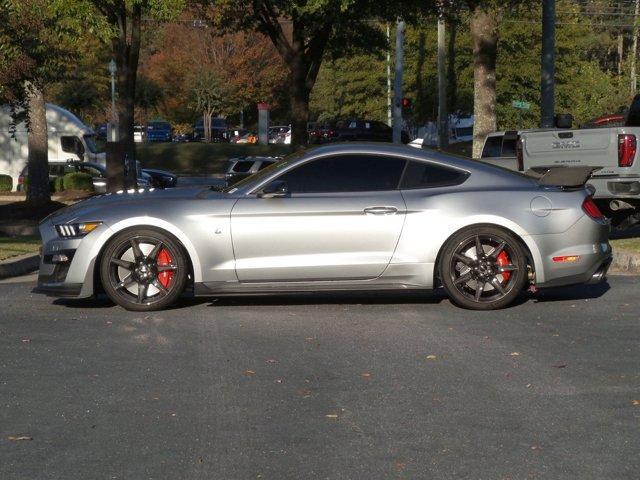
0, 103, 105, 191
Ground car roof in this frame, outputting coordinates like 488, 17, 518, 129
231, 142, 536, 194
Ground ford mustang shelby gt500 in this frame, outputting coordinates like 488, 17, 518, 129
35, 143, 612, 311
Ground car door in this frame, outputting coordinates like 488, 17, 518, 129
230, 154, 408, 282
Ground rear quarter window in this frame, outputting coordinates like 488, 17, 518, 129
400, 161, 469, 189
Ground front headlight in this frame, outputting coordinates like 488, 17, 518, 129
55, 221, 102, 238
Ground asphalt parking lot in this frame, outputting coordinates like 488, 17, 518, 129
1, 274, 639, 479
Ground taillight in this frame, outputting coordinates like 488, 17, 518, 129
516, 138, 524, 171
618, 134, 636, 167
582, 196, 604, 220
18, 175, 24, 185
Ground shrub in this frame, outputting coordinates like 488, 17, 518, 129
0, 174, 12, 192
62, 172, 94, 191
54, 176, 65, 192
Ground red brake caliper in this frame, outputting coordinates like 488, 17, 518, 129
496, 251, 511, 281
157, 248, 174, 289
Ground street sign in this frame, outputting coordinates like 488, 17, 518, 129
512, 100, 531, 110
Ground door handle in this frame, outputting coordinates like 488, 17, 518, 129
363, 206, 398, 215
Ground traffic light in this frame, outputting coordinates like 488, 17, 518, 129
401, 97, 412, 109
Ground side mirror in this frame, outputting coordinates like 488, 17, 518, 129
258, 180, 288, 198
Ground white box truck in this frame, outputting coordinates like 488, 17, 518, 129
0, 103, 105, 191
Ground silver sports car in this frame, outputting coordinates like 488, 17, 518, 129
35, 143, 612, 311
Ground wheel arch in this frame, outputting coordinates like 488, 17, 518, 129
433, 222, 537, 288
92, 223, 199, 296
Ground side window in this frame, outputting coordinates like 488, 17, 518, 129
400, 161, 469, 189
481, 136, 502, 158
276, 155, 406, 193
60, 136, 84, 157
232, 161, 253, 173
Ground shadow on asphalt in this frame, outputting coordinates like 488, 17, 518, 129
533, 281, 610, 302
52, 282, 610, 310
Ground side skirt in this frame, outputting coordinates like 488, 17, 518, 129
194, 280, 431, 297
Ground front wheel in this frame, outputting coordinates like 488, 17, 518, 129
100, 229, 188, 311
439, 226, 528, 310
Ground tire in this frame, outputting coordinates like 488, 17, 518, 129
439, 226, 528, 310
100, 228, 188, 311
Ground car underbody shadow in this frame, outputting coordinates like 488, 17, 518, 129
531, 281, 610, 303
51, 282, 610, 310
199, 289, 447, 308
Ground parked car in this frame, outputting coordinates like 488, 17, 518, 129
36, 143, 611, 312
133, 125, 145, 143
193, 117, 227, 142
145, 121, 172, 142
172, 133, 191, 143
228, 128, 250, 143
309, 119, 410, 144
18, 161, 151, 193
225, 156, 279, 186
234, 132, 258, 144
268, 126, 291, 144
141, 168, 178, 189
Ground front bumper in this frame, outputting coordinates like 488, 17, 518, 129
34, 220, 113, 299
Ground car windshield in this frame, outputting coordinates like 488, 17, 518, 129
83, 134, 104, 154
223, 149, 306, 193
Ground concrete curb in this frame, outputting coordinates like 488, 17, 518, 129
0, 252, 40, 279
610, 251, 640, 275
0, 223, 38, 237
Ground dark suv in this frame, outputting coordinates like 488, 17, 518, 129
309, 119, 410, 144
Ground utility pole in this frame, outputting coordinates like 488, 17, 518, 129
437, 13, 448, 149
386, 23, 393, 127
631, 0, 640, 94
393, 19, 405, 144
540, 0, 556, 128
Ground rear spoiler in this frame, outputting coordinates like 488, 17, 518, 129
525, 166, 601, 188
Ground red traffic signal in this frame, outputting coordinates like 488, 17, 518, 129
401, 97, 412, 108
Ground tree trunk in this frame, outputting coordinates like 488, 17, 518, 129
470, 7, 498, 159
113, 3, 141, 177
25, 83, 51, 205
255, 12, 329, 147
290, 59, 311, 147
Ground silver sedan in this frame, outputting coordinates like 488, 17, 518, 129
35, 143, 612, 311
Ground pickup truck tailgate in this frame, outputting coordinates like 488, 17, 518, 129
522, 129, 616, 169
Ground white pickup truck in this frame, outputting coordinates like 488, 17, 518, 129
489, 97, 640, 228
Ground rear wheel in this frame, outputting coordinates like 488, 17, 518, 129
100, 229, 187, 311
439, 226, 527, 310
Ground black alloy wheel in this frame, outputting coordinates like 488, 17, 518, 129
440, 226, 527, 310
100, 229, 187, 311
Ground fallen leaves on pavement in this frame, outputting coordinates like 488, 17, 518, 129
426, 355, 437, 360
8, 436, 32, 442
243, 369, 256, 376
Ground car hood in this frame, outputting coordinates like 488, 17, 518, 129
45, 186, 227, 225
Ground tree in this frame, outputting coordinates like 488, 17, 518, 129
189, 70, 227, 142
0, 0, 104, 204
210, 0, 435, 145
90, 0, 186, 162
140, 20, 287, 125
